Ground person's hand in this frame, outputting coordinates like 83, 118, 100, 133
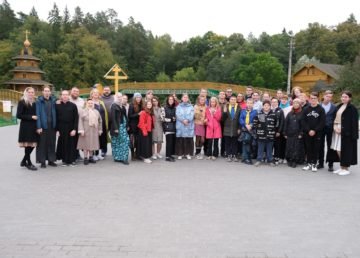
284, 135, 288, 139
246, 124, 251, 131
80, 132, 84, 137
37, 128, 42, 134
31, 116, 37, 120
298, 135, 302, 139
56, 100, 61, 104
70, 130, 76, 136
237, 129, 241, 135
114, 130, 119, 134
276, 132, 280, 137
99, 131, 103, 136
183, 120, 188, 125
335, 127, 341, 134
223, 106, 227, 112
57, 131, 60, 137
309, 130, 316, 136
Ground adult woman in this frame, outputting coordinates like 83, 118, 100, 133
194, 96, 207, 159
151, 96, 164, 159
138, 100, 154, 164
110, 93, 130, 165
329, 91, 359, 175
283, 99, 304, 168
176, 94, 194, 160
205, 97, 222, 160
90, 89, 108, 160
163, 95, 177, 162
16, 87, 38, 170
128, 93, 143, 160
291, 86, 303, 100
237, 93, 247, 110
77, 98, 103, 165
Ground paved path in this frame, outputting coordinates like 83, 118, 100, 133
0, 125, 359, 258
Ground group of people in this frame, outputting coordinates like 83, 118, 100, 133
16, 85, 358, 176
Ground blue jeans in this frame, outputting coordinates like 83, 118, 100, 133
242, 143, 252, 161
257, 140, 274, 163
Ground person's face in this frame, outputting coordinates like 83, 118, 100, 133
116, 93, 122, 102
299, 94, 307, 104
323, 94, 332, 103
293, 102, 300, 109
43, 88, 51, 98
252, 93, 259, 101
219, 92, 225, 99
281, 98, 287, 104
87, 100, 94, 108
226, 89, 232, 97
229, 97, 236, 105
200, 89, 207, 97
146, 101, 152, 109
135, 96, 142, 104
27, 88, 35, 99
152, 98, 159, 107
199, 97, 205, 105
263, 94, 270, 101
210, 99, 216, 107
147, 93, 153, 100
271, 99, 278, 108
277, 91, 283, 99
237, 94, 244, 102
309, 95, 318, 106
103, 87, 111, 96
61, 91, 69, 102
168, 97, 174, 105
263, 103, 271, 112
71, 88, 79, 98
182, 95, 189, 103
294, 89, 301, 97
122, 95, 128, 104
246, 88, 253, 96
92, 91, 99, 99
341, 94, 350, 104
246, 100, 253, 109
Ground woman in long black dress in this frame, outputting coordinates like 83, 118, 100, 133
16, 87, 38, 170
128, 93, 143, 160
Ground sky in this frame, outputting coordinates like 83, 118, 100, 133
7, 0, 360, 42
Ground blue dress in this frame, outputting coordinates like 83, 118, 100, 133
111, 117, 130, 161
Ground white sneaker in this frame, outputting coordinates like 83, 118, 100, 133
197, 155, 204, 160
211, 156, 217, 161
97, 155, 104, 160
338, 170, 350, 176
178, 156, 183, 160
186, 155, 192, 160
333, 169, 342, 174
205, 156, 211, 160
151, 155, 157, 160
156, 153, 163, 159
93, 155, 99, 161
311, 164, 317, 172
302, 164, 311, 171
144, 159, 152, 164
283, 159, 287, 164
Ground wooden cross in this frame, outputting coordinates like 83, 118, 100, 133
104, 64, 128, 93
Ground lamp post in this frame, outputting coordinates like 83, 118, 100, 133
286, 32, 295, 95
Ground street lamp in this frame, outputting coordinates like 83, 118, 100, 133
286, 31, 295, 95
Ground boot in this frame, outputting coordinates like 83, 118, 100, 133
130, 148, 136, 161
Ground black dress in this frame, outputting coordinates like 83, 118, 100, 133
16, 100, 38, 146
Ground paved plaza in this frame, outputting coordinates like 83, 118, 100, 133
0, 124, 359, 258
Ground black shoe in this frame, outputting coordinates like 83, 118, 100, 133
166, 157, 175, 162
20, 160, 27, 167
26, 164, 38, 171
84, 158, 89, 165
317, 164, 324, 169
89, 158, 96, 164
48, 162, 57, 167
328, 165, 334, 172
122, 160, 129, 165
291, 162, 297, 168
40, 163, 46, 168
244, 159, 252, 165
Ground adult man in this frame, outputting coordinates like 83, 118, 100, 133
225, 88, 233, 102
245, 86, 253, 100
69, 87, 85, 111
56, 90, 79, 166
199, 88, 209, 106
218, 91, 227, 157
252, 92, 263, 113
100, 86, 114, 116
318, 90, 337, 171
36, 86, 57, 168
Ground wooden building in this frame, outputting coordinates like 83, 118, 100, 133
3, 32, 52, 92
292, 62, 343, 92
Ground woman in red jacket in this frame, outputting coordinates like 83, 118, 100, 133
205, 97, 222, 160
138, 100, 154, 163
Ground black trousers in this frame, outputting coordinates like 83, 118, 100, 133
274, 135, 286, 160
206, 139, 219, 157
176, 137, 194, 156
165, 133, 176, 158
319, 126, 333, 166
138, 132, 152, 159
304, 134, 322, 165
220, 137, 226, 156
224, 136, 238, 157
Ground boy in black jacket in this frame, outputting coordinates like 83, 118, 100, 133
301, 92, 326, 172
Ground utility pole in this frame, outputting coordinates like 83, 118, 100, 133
287, 33, 295, 95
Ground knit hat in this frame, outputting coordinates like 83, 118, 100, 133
133, 92, 142, 98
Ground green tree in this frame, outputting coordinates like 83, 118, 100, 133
0, 0, 19, 40
48, 3, 63, 52
173, 67, 197, 82
0, 40, 14, 85
156, 72, 171, 82
62, 6, 71, 34
72, 6, 84, 29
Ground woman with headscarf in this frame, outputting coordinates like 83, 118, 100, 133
16, 87, 38, 170
110, 93, 130, 165
77, 98, 103, 165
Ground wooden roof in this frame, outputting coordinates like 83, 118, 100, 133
293, 62, 344, 80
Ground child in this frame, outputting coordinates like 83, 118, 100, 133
205, 97, 222, 160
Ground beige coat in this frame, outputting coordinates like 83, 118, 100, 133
77, 108, 103, 151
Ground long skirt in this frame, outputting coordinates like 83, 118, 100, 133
56, 123, 77, 164
36, 128, 56, 163
111, 122, 130, 162
285, 135, 305, 163
330, 125, 341, 151
176, 137, 194, 156
138, 132, 152, 159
